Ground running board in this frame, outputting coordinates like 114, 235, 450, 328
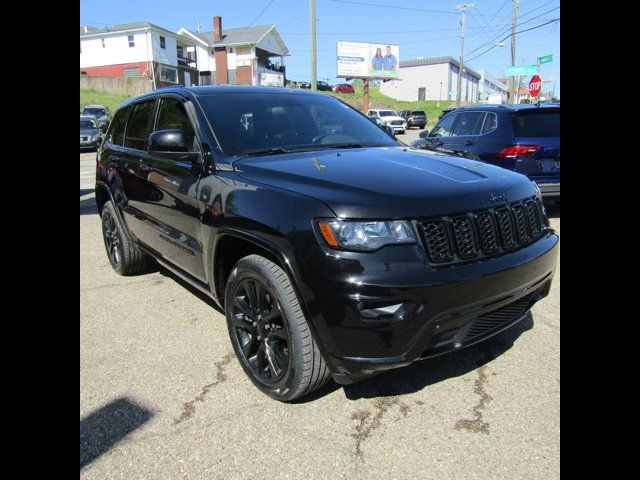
154, 257, 215, 300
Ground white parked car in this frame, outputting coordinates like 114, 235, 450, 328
366, 109, 407, 134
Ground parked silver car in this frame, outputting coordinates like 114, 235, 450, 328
81, 104, 110, 132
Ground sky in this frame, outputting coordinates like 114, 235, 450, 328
80, 0, 560, 96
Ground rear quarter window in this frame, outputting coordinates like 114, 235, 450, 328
511, 109, 560, 137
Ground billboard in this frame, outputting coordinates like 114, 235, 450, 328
337, 41, 399, 79
257, 67, 284, 87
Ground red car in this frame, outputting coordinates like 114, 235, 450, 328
332, 83, 355, 94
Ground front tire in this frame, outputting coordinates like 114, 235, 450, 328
101, 201, 153, 275
225, 255, 331, 401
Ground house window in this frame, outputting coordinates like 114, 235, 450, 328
123, 68, 141, 77
101, 38, 105, 48
159, 66, 178, 84
128, 35, 135, 48
160, 36, 166, 49
177, 45, 183, 57
229, 47, 234, 53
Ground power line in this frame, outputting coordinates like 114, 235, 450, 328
464, 6, 559, 57
247, 0, 277, 28
327, 0, 555, 19
465, 17, 559, 64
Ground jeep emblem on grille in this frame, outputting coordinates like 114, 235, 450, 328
489, 192, 508, 203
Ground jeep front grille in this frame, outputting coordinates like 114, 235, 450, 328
419, 196, 548, 265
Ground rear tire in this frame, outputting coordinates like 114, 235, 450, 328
101, 201, 153, 276
225, 254, 331, 402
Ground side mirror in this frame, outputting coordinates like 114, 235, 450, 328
419, 130, 429, 139
149, 129, 190, 152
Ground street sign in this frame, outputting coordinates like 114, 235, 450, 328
538, 54, 553, 64
505, 65, 537, 77
529, 75, 542, 98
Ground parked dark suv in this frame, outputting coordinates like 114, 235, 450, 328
399, 110, 427, 129
96, 86, 558, 401
411, 104, 560, 201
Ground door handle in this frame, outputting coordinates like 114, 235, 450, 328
464, 140, 473, 146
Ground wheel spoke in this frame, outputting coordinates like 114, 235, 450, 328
272, 341, 288, 366
246, 280, 259, 313
231, 313, 253, 331
241, 334, 258, 358
233, 296, 253, 318
255, 343, 266, 375
264, 345, 278, 378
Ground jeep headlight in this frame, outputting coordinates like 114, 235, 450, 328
317, 220, 416, 251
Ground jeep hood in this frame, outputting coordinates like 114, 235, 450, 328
232, 146, 537, 218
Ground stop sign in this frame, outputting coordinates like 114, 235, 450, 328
529, 75, 542, 98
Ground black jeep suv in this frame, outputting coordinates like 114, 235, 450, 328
96, 86, 558, 402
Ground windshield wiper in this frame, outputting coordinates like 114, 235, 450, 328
237, 147, 292, 157
322, 143, 364, 149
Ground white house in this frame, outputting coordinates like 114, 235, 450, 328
80, 22, 200, 87
177, 15, 290, 86
380, 56, 480, 102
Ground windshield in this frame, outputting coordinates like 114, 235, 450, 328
196, 93, 397, 156
80, 120, 96, 129
83, 108, 105, 116
412, 111, 425, 116
512, 109, 560, 137
378, 110, 397, 117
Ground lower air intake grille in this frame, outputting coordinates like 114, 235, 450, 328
464, 292, 535, 341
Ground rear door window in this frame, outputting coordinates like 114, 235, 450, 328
451, 112, 485, 136
124, 100, 156, 151
106, 106, 131, 146
511, 109, 560, 137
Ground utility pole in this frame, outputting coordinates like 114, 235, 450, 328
310, 0, 317, 91
454, 3, 475, 107
510, 0, 518, 104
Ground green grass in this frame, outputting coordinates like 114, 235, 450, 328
80, 89, 131, 114
324, 86, 453, 127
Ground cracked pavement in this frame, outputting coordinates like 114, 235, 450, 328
80, 151, 559, 479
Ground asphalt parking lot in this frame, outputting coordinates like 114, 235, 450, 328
80, 146, 559, 479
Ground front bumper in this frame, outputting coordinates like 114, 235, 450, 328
295, 230, 559, 383
407, 119, 426, 127
538, 182, 560, 200
80, 138, 101, 149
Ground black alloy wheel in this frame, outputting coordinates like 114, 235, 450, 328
231, 278, 290, 384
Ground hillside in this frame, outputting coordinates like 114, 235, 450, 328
80, 86, 454, 127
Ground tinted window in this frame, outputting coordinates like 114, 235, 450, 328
451, 112, 485, 136
429, 114, 456, 137
481, 112, 498, 134
411, 111, 425, 115
106, 106, 130, 146
124, 100, 155, 150
156, 98, 197, 150
512, 110, 560, 137
83, 107, 106, 117
196, 93, 397, 156
378, 111, 396, 117
80, 119, 96, 129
